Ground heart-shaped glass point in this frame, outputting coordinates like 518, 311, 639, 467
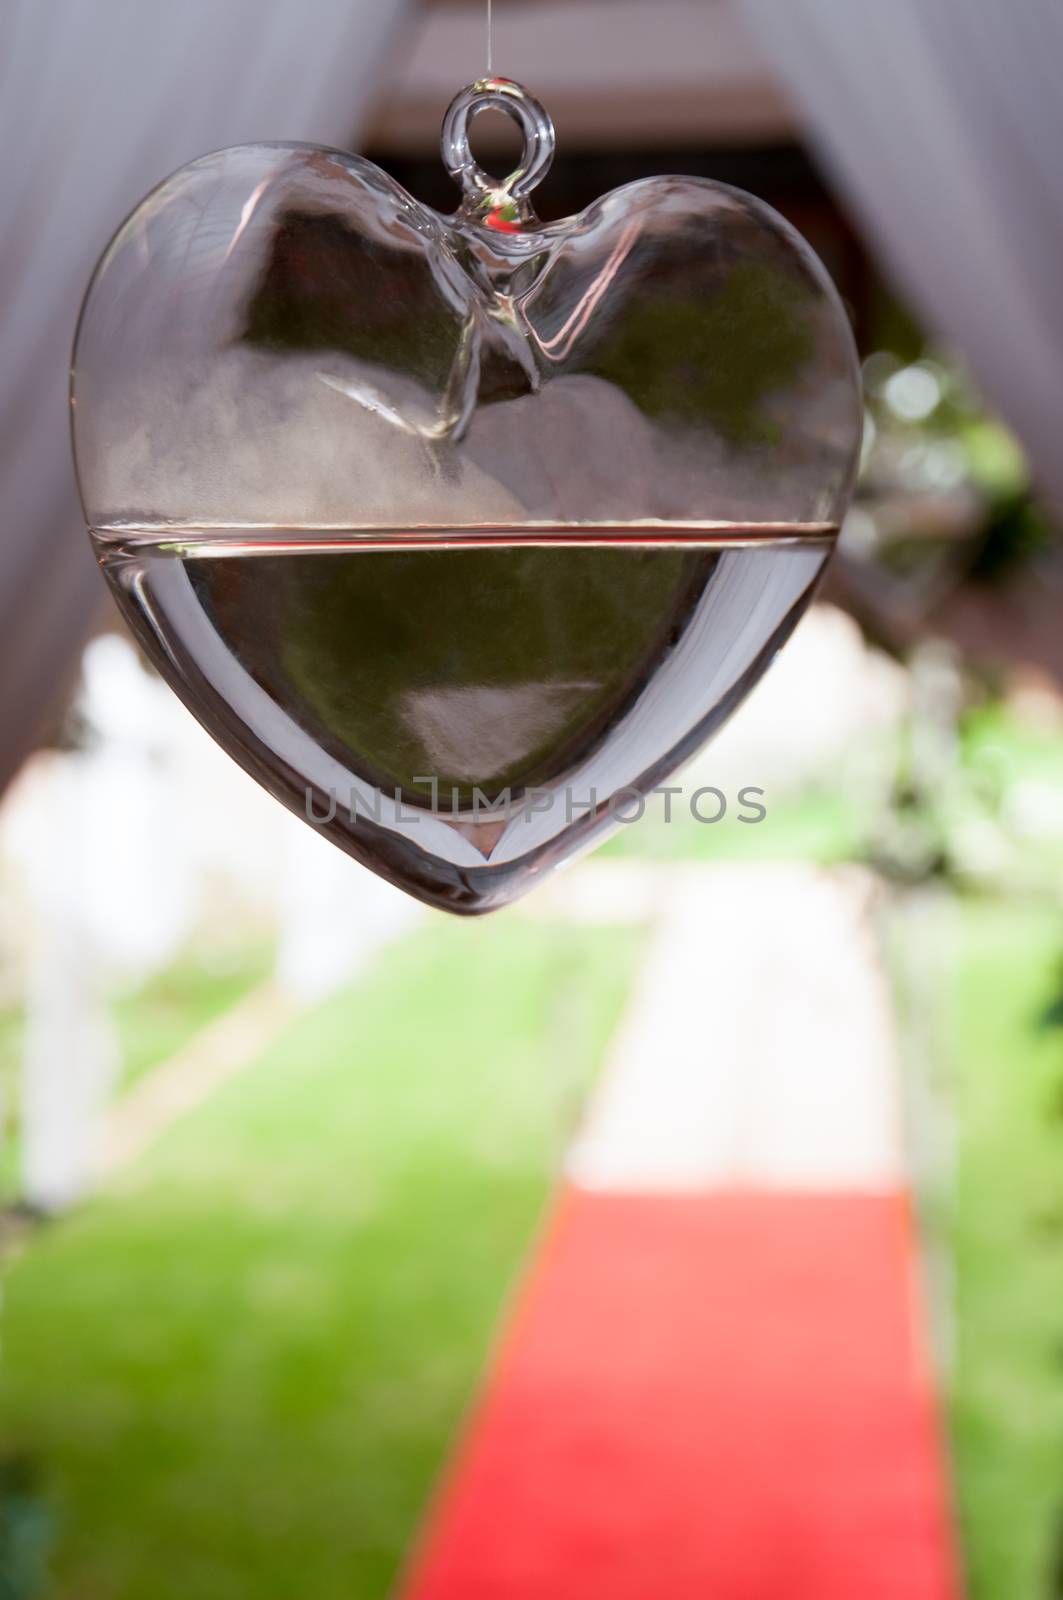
72, 78, 862, 914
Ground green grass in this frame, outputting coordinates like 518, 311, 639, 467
602, 779, 865, 864
944, 899, 1063, 1598
0, 916, 642, 1600
962, 704, 1063, 794
0, 1008, 24, 1200
112, 939, 275, 1089
0, 942, 273, 1204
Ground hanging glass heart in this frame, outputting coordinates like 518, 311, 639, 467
72, 78, 861, 914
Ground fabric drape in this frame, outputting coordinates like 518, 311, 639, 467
740, 0, 1063, 509
0, 0, 410, 791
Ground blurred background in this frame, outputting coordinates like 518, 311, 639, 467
2, 1, 1063, 1596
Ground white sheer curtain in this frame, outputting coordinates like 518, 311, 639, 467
0, 0, 410, 794
0, 0, 409, 1211
739, 0, 1063, 511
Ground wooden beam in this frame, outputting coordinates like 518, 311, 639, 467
366, 0, 796, 153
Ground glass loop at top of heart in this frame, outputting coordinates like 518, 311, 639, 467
441, 76, 555, 223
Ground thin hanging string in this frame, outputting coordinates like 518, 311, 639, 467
486, 0, 493, 75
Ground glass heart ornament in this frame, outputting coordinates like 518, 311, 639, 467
72, 77, 862, 915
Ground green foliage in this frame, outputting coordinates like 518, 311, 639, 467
968, 492, 1053, 587
944, 903, 1063, 1599
849, 698, 1063, 895
0, 1456, 54, 1600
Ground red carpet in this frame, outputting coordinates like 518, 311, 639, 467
403, 1189, 956, 1600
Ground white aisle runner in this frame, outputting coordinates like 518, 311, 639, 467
560, 862, 904, 1193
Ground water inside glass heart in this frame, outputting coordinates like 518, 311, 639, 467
73, 79, 861, 914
